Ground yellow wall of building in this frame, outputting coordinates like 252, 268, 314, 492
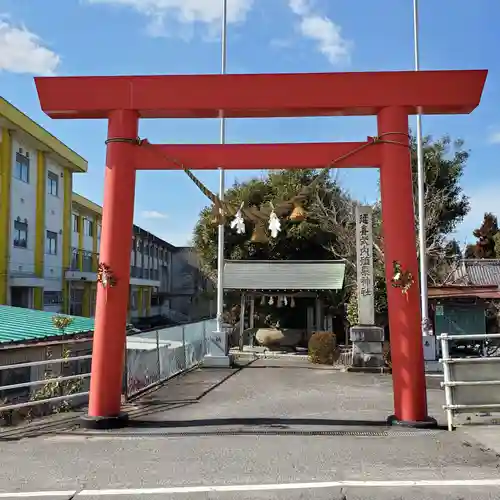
145, 287, 151, 317
33, 150, 46, 310
92, 215, 99, 272
77, 215, 84, 272
62, 171, 73, 313
1, 97, 88, 313
0, 127, 12, 305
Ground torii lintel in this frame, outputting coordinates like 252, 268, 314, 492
136, 141, 383, 170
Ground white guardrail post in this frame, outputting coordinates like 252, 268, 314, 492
203, 321, 207, 356
182, 324, 187, 370
155, 329, 161, 383
439, 332, 500, 431
439, 333, 455, 431
0, 355, 92, 412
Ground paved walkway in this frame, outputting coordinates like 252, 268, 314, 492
0, 357, 499, 499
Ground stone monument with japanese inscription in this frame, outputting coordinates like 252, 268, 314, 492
356, 206, 375, 324
350, 205, 385, 370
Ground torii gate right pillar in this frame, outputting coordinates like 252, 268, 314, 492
378, 106, 432, 425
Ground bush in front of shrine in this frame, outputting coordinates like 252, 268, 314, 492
308, 332, 337, 365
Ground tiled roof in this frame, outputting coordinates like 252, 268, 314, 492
457, 259, 500, 286
0, 306, 94, 345
428, 285, 500, 299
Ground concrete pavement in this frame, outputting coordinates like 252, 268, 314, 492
0, 357, 499, 499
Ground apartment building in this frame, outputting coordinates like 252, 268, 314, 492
67, 196, 177, 320
0, 97, 213, 323
0, 96, 87, 312
66, 199, 214, 322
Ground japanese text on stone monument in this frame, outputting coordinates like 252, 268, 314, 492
355, 205, 374, 325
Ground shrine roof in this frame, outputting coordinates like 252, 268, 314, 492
223, 260, 346, 291
35, 70, 487, 120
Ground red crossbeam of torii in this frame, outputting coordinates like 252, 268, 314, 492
134, 140, 382, 170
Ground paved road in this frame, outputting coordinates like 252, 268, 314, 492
0, 358, 498, 499
3, 484, 500, 499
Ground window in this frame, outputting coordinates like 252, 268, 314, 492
13, 220, 28, 248
14, 152, 29, 183
71, 247, 79, 270
72, 214, 79, 233
69, 287, 84, 316
82, 253, 93, 272
83, 218, 93, 237
47, 171, 59, 196
43, 291, 63, 306
46, 230, 58, 255
97, 224, 101, 240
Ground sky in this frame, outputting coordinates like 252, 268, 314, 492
0, 0, 499, 247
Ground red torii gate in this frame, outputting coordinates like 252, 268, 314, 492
35, 69, 487, 429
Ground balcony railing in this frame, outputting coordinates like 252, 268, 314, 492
69, 250, 161, 282
70, 248, 98, 273
130, 266, 160, 281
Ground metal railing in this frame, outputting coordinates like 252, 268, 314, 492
439, 333, 500, 431
0, 318, 217, 421
130, 266, 160, 281
124, 318, 216, 399
0, 354, 91, 412
70, 248, 97, 272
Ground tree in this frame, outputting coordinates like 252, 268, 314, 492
192, 134, 471, 326
412, 135, 470, 244
311, 134, 470, 281
193, 169, 341, 280
310, 134, 470, 323
465, 212, 499, 259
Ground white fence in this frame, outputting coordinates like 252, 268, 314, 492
125, 318, 216, 399
0, 318, 217, 419
439, 333, 500, 431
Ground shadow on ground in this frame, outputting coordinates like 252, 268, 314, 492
0, 357, 447, 441
128, 416, 390, 428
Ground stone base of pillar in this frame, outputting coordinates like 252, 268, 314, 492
202, 329, 233, 367
202, 354, 233, 368
387, 414, 439, 429
350, 325, 385, 370
80, 412, 129, 430
347, 366, 391, 374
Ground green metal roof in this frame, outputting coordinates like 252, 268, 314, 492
223, 260, 346, 290
0, 306, 95, 345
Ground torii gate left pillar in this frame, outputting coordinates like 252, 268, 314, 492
34, 69, 487, 429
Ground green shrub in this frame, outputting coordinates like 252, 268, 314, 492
308, 332, 336, 365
